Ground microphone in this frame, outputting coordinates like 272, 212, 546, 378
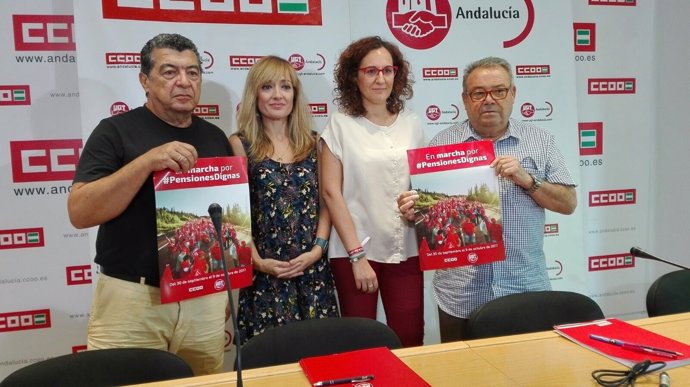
208, 203, 243, 387
629, 246, 690, 271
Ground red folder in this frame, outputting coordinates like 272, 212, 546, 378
555, 318, 690, 368
298, 347, 430, 387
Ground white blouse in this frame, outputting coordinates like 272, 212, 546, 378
321, 110, 425, 263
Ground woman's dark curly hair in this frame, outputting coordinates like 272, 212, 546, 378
333, 36, 413, 117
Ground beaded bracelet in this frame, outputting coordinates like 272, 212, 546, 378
347, 246, 363, 256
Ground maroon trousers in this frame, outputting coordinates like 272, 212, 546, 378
330, 257, 424, 347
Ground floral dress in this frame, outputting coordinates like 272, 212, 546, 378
237, 135, 339, 343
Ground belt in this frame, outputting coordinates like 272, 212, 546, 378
100, 267, 159, 287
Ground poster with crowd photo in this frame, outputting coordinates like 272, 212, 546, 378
407, 140, 505, 271
153, 157, 253, 303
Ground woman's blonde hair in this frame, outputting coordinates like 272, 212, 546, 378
236, 55, 314, 162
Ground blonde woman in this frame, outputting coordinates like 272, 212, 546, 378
229, 56, 338, 343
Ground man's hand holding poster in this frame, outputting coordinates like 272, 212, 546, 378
153, 156, 253, 303
407, 140, 505, 270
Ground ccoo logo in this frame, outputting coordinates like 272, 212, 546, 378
230, 55, 263, 69
309, 103, 328, 116
66, 265, 92, 285
579, 122, 603, 156
589, 254, 634, 271
515, 65, 551, 78
588, 78, 636, 94
0, 309, 52, 332
574, 23, 596, 52
589, 189, 636, 207
0, 228, 44, 250
1, 85, 31, 106
589, 0, 636, 6
10, 139, 82, 183
13, 15, 75, 51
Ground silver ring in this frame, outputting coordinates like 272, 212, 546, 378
178, 156, 185, 162
368, 284, 374, 288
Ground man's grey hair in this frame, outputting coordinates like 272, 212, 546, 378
462, 57, 513, 92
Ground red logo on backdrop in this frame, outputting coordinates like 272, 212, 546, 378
521, 103, 535, 118
72, 345, 88, 353
12, 15, 75, 51
0, 228, 45, 250
422, 67, 458, 79
101, 0, 322, 25
1, 85, 31, 106
588, 78, 636, 94
544, 224, 559, 235
105, 52, 140, 65
10, 139, 82, 183
201, 51, 215, 70
110, 102, 129, 116
454, 1, 535, 48
66, 265, 92, 285
230, 55, 263, 68
589, 0, 636, 5
589, 254, 634, 271
579, 122, 603, 156
574, 22, 596, 52
426, 105, 441, 121
589, 189, 636, 207
386, 0, 452, 50
515, 65, 551, 77
289, 54, 305, 71
309, 103, 328, 116
0, 309, 51, 333
194, 105, 220, 117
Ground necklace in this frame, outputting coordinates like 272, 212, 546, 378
271, 143, 293, 164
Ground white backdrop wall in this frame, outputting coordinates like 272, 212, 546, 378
2, 0, 686, 379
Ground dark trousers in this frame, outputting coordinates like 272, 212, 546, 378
437, 307, 469, 343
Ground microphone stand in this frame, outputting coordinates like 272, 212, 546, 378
209, 204, 243, 387
630, 246, 690, 271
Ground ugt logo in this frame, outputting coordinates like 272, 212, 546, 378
386, 0, 452, 50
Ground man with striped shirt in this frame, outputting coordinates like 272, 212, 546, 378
399, 57, 577, 342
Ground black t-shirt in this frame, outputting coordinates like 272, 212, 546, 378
73, 106, 233, 283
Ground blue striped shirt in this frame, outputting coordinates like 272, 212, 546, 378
430, 118, 576, 318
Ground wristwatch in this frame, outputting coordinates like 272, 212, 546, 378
526, 173, 543, 194
314, 237, 329, 252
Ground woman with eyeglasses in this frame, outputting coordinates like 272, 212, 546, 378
320, 36, 425, 347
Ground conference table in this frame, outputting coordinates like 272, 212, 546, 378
140, 313, 690, 386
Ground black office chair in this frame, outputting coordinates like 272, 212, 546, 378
238, 317, 403, 369
0, 348, 194, 387
464, 290, 605, 340
646, 270, 690, 317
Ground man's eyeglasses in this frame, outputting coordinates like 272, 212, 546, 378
359, 65, 398, 79
466, 88, 510, 102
